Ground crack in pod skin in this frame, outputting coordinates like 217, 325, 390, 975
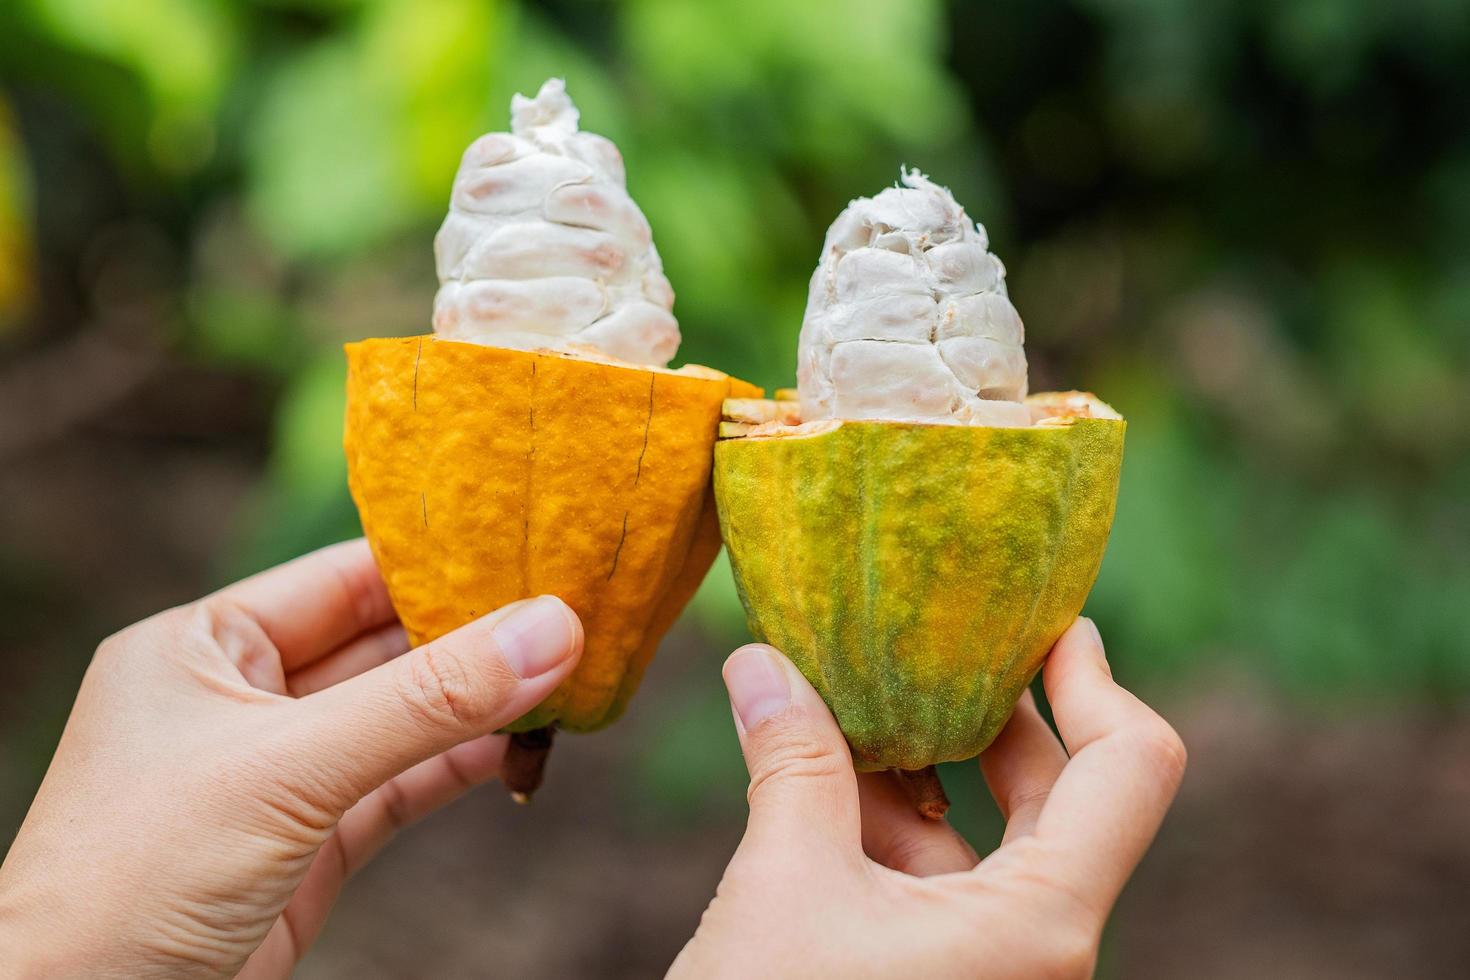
346, 337, 758, 734
346, 80, 759, 781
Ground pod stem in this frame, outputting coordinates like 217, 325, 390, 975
503, 727, 556, 804
896, 765, 950, 821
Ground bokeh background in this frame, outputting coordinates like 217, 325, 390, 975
3, 0, 1469, 976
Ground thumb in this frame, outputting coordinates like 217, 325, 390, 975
286, 595, 582, 808
723, 644, 861, 859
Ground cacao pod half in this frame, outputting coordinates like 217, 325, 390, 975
344, 336, 757, 752
713, 394, 1123, 773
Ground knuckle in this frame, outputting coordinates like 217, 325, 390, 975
377, 776, 414, 831
881, 834, 930, 871
92, 629, 132, 668
1043, 922, 1100, 980
399, 647, 480, 732
194, 598, 273, 662
1004, 782, 1054, 820
745, 715, 848, 801
439, 747, 479, 793
882, 833, 967, 875
1130, 720, 1188, 782
193, 596, 253, 640
325, 545, 385, 635
170, 600, 287, 694
91, 605, 199, 673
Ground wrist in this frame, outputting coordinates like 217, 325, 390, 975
0, 881, 117, 979
0, 910, 56, 979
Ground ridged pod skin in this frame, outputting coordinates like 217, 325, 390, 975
713, 411, 1124, 770
345, 336, 758, 733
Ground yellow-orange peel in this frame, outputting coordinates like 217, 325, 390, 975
344, 336, 757, 745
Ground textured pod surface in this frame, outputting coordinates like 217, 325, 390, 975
713, 413, 1124, 770
345, 336, 755, 732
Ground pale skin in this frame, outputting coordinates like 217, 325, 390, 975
0, 540, 1184, 978
673, 620, 1187, 979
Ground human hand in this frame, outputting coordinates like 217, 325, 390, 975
671, 618, 1186, 980
0, 540, 583, 979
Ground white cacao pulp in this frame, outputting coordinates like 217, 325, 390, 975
798, 168, 1031, 427
432, 79, 679, 367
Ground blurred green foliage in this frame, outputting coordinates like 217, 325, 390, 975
0, 103, 30, 330
3, 0, 1469, 815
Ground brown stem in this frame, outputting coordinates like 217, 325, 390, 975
896, 765, 950, 821
502, 727, 556, 804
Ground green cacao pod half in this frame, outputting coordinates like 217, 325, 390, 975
713, 391, 1124, 773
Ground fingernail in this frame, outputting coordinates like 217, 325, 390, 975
494, 596, 577, 678
1082, 616, 1105, 652
724, 644, 791, 730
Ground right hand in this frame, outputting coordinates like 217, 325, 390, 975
0, 540, 584, 980
670, 618, 1186, 979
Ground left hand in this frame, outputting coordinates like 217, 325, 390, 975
0, 539, 583, 979
669, 618, 1186, 979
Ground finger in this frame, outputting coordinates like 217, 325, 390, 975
247, 734, 508, 971
237, 921, 294, 980
285, 595, 582, 810
1030, 618, 1187, 913
208, 539, 396, 670
724, 644, 861, 863
286, 623, 410, 697
335, 734, 506, 877
979, 689, 1069, 843
241, 737, 505, 976
858, 771, 978, 876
